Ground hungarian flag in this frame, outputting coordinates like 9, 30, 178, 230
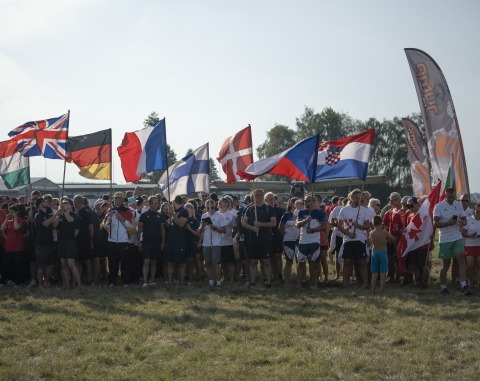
0, 140, 30, 189
440, 154, 455, 202
396, 181, 442, 272
66, 129, 111, 180
217, 125, 253, 183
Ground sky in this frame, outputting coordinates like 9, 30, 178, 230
0, 0, 479, 191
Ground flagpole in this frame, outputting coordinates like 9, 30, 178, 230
109, 128, 113, 201
62, 110, 70, 198
163, 118, 171, 203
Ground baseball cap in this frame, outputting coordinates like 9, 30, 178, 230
224, 195, 233, 202
94, 199, 103, 207
407, 197, 418, 206
389, 192, 401, 200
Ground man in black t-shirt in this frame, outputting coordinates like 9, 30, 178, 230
165, 195, 189, 285
242, 189, 276, 288
84, 198, 103, 284
73, 195, 94, 283
25, 190, 43, 287
137, 196, 165, 287
34, 197, 62, 288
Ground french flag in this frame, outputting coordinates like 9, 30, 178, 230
316, 129, 374, 181
117, 119, 168, 182
236, 135, 319, 182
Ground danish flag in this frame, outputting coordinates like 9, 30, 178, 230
217, 125, 253, 183
8, 114, 69, 160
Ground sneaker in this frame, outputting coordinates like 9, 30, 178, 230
401, 279, 411, 287
7, 280, 14, 287
439, 288, 449, 296
164, 281, 169, 285
123, 284, 129, 288
461, 286, 472, 296
27, 279, 37, 288
149, 282, 156, 286
186, 282, 192, 286
109, 283, 115, 287
142, 283, 148, 288
244, 280, 250, 288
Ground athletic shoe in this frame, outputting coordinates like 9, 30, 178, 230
7, 280, 14, 286
123, 284, 129, 288
109, 283, 115, 287
461, 286, 472, 296
164, 281, 169, 285
244, 280, 250, 287
149, 282, 156, 286
27, 280, 37, 288
142, 283, 148, 288
439, 288, 449, 296
186, 282, 192, 286
401, 279, 411, 287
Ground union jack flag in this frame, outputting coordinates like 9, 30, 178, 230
8, 113, 69, 160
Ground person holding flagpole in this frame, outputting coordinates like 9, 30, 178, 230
433, 187, 470, 296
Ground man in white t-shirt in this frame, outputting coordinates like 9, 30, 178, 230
433, 187, 470, 296
338, 189, 370, 288
329, 198, 348, 280
199, 199, 227, 286
219, 196, 237, 283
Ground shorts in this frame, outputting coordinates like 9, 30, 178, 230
184, 241, 196, 258
271, 238, 283, 254
36, 245, 56, 268
343, 241, 367, 261
248, 240, 271, 260
297, 242, 321, 263
320, 244, 328, 251
77, 243, 93, 262
438, 239, 464, 260
409, 248, 428, 267
203, 246, 221, 264
221, 245, 235, 264
332, 235, 343, 254
283, 241, 297, 260
371, 251, 388, 273
57, 240, 77, 260
142, 243, 162, 261
465, 246, 480, 257
238, 241, 247, 261
165, 240, 186, 264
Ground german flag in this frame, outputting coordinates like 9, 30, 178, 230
67, 129, 111, 180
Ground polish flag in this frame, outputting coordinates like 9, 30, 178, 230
396, 181, 442, 272
217, 125, 253, 183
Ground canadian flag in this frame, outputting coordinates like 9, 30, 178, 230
217, 125, 253, 184
397, 181, 442, 272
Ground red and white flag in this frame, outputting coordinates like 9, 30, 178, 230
396, 181, 442, 272
217, 125, 253, 184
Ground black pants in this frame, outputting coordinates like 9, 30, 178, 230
2, 251, 26, 285
107, 241, 131, 285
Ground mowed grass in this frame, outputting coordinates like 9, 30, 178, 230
1, 255, 480, 381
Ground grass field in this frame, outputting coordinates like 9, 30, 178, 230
1, 255, 480, 381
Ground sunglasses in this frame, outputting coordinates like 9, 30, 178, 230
208, 207, 215, 210
184, 205, 192, 209
62, 202, 70, 205
150, 201, 158, 204
305, 200, 312, 203
162, 206, 168, 209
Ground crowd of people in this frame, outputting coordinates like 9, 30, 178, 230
0, 186, 478, 297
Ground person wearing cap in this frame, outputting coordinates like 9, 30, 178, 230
102, 191, 135, 287
433, 187, 470, 296
404, 197, 432, 289
94, 199, 104, 218
34, 197, 62, 288
218, 196, 237, 283
382, 192, 402, 282
462, 202, 480, 290
279, 198, 300, 285
52, 198, 82, 288
165, 195, 189, 285
137, 196, 165, 288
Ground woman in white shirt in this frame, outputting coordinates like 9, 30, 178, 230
462, 203, 480, 289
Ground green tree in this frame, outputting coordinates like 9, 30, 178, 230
256, 124, 296, 181
140, 112, 177, 184
295, 106, 352, 142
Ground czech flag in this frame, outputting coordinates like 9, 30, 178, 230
236, 135, 319, 182
117, 119, 168, 182
316, 129, 374, 181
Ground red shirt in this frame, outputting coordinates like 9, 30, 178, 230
325, 204, 336, 218
4, 218, 25, 252
391, 209, 407, 238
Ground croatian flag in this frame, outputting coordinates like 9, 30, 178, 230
217, 125, 253, 184
8, 113, 69, 160
158, 143, 210, 197
236, 135, 319, 182
117, 119, 168, 182
316, 129, 374, 181
396, 181, 442, 272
